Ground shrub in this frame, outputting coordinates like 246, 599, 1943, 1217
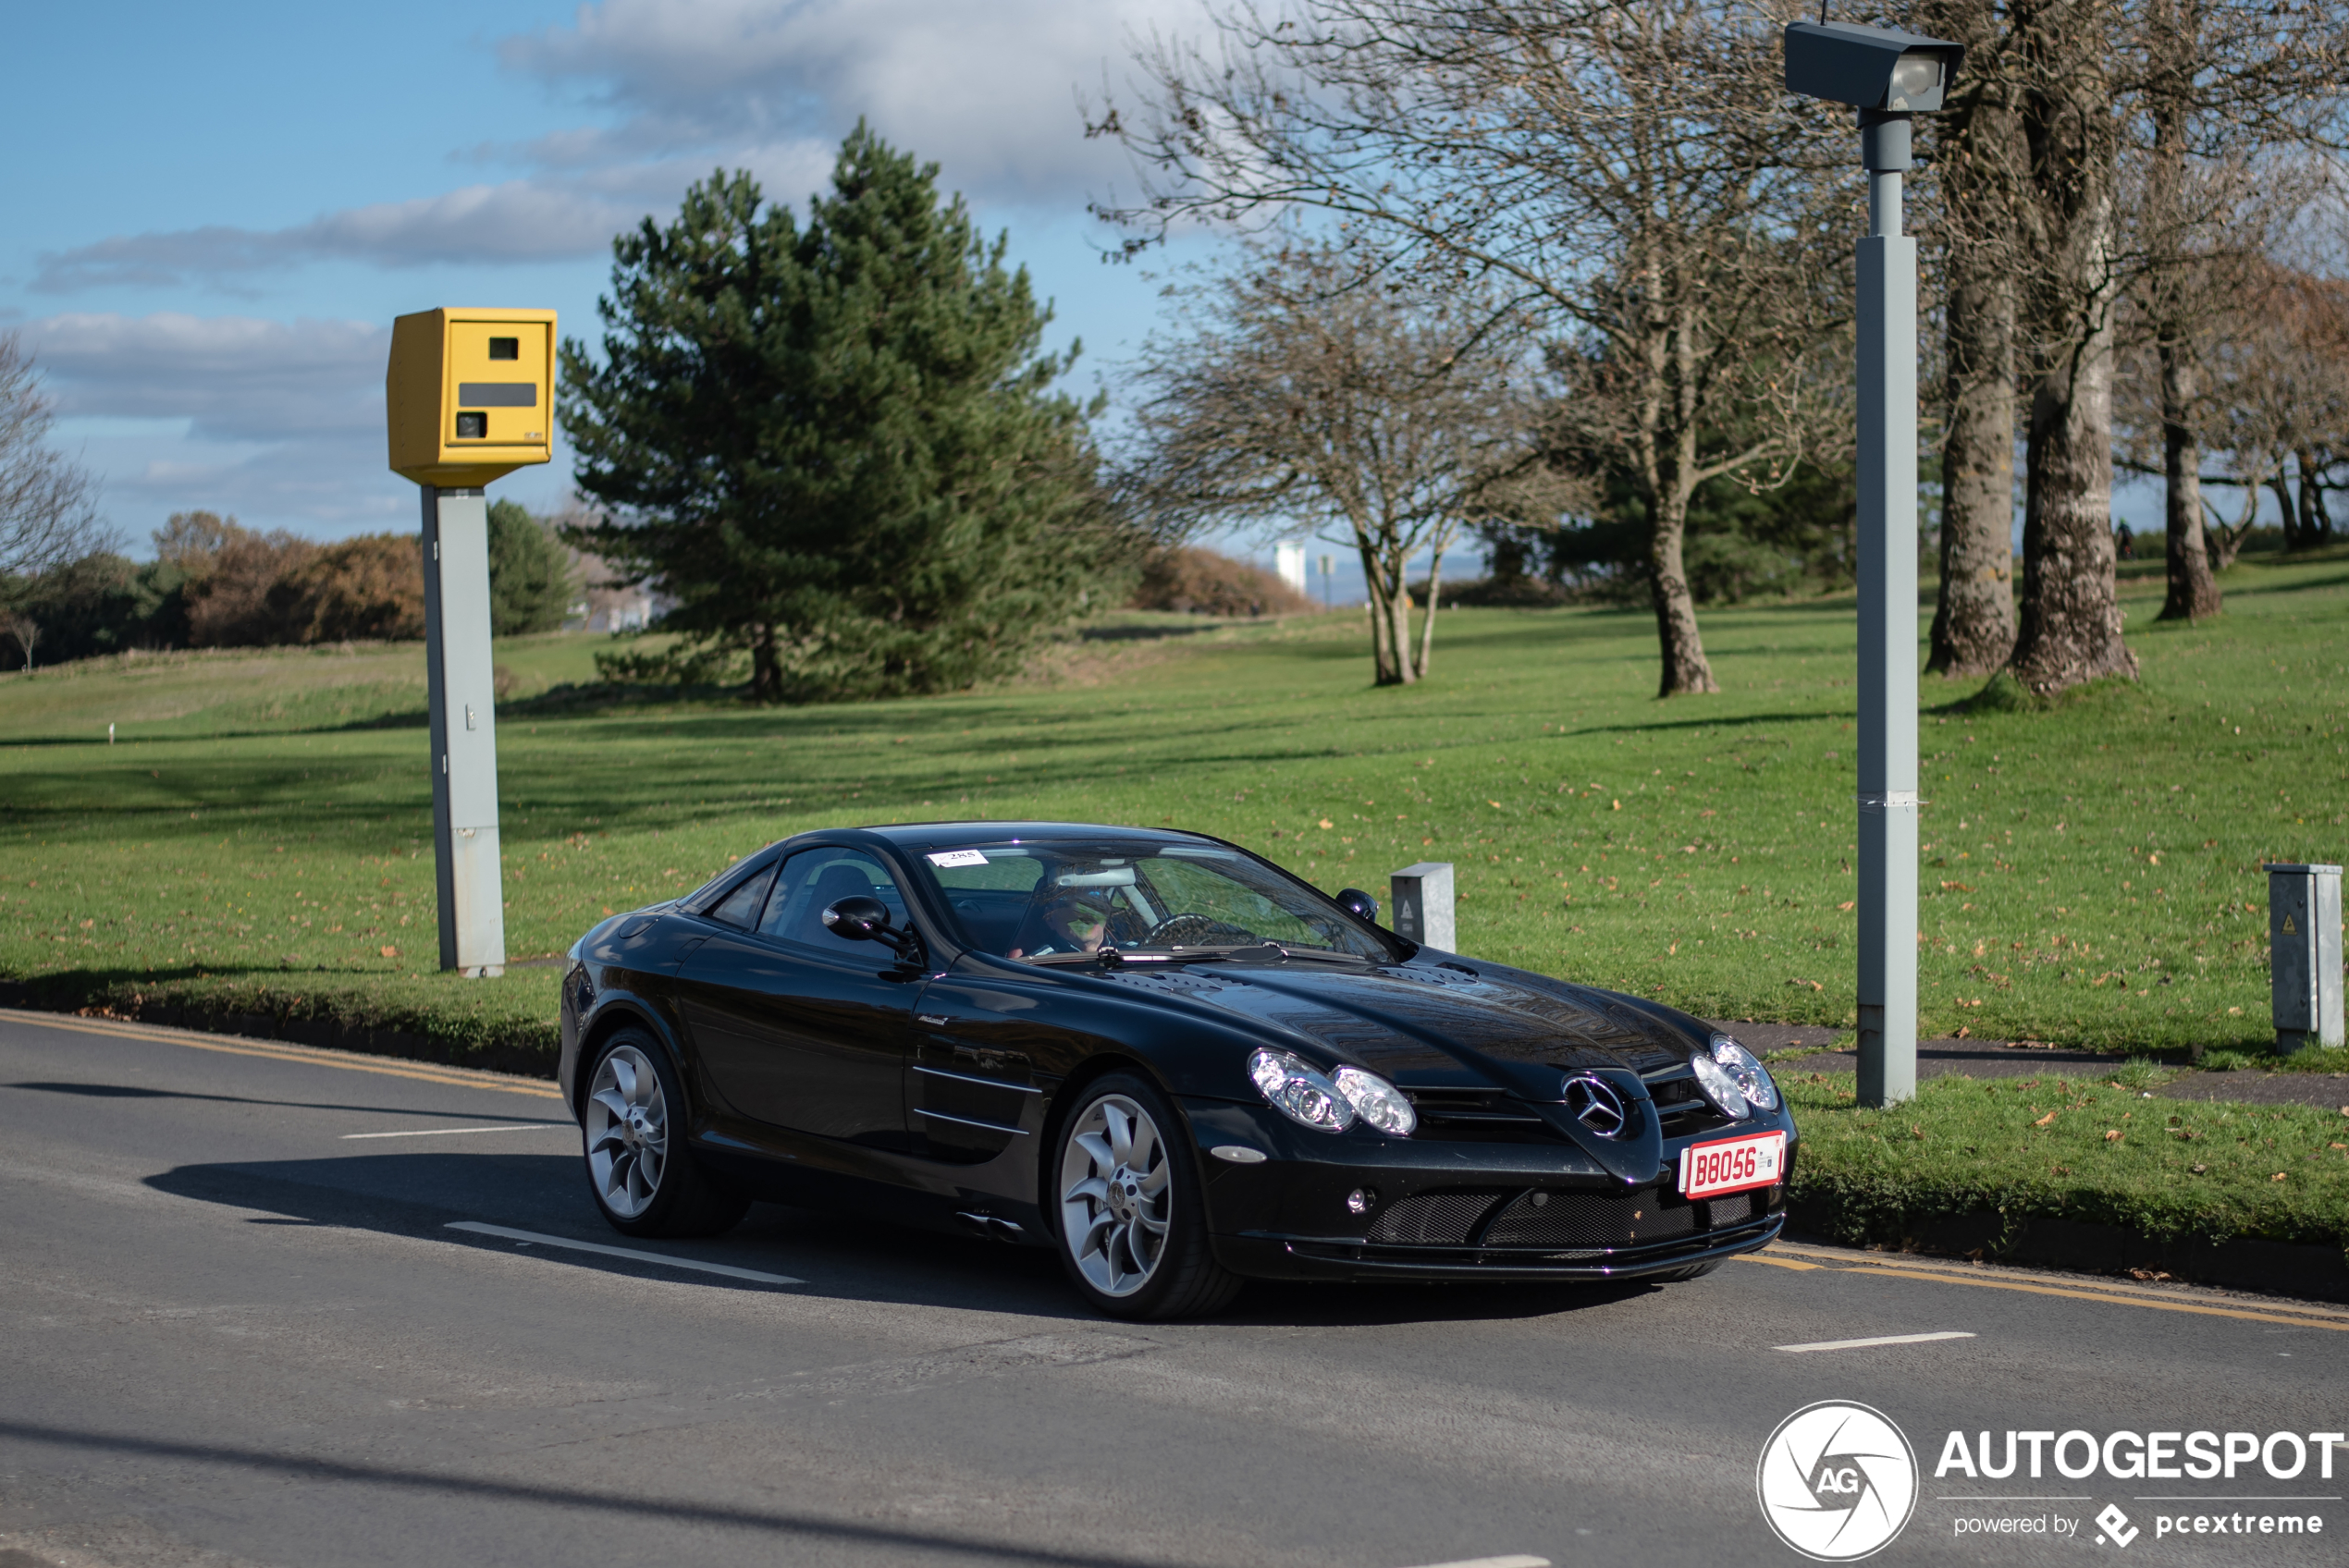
271, 534, 425, 643
1130, 546, 1314, 617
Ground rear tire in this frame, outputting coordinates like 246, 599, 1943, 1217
1051, 1072, 1242, 1320
581, 1029, 748, 1239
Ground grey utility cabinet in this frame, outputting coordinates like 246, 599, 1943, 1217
2267, 862, 2343, 1051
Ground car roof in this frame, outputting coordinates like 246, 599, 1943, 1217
855, 820, 1224, 850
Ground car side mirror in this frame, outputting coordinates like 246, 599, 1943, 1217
1335, 888, 1379, 925
822, 896, 892, 942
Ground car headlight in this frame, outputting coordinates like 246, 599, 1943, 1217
1333, 1066, 1416, 1136
1709, 1032, 1780, 1111
1690, 1052, 1752, 1120
1248, 1047, 1354, 1132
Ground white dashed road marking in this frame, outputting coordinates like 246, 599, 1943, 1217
445, 1221, 806, 1286
341, 1124, 565, 1139
1775, 1329, 1976, 1354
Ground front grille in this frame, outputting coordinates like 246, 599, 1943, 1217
1359, 1182, 1780, 1252
1707, 1190, 1758, 1225
1483, 1189, 1698, 1248
1403, 1086, 1558, 1144
1367, 1189, 1507, 1244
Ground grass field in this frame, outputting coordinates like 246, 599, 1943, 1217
6, 545, 2346, 1062
1787, 1067, 2349, 1251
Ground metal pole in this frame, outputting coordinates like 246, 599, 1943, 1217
1855, 110, 1918, 1107
420, 486, 507, 977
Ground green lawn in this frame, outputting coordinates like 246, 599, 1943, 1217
3, 546, 2345, 1068
1786, 1068, 2349, 1252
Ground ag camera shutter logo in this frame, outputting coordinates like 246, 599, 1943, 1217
1756, 1401, 1920, 1561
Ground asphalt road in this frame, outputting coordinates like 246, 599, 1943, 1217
3, 1009, 2343, 1568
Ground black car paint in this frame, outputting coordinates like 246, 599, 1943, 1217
558, 822, 1796, 1280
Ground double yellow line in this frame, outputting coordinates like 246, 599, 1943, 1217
0, 1008, 565, 1102
1743, 1239, 2349, 1332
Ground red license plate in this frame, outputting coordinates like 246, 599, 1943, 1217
1678, 1131, 1786, 1198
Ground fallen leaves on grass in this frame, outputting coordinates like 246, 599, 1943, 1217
2272, 1171, 2289, 1182
2104, 1129, 2123, 1142
379, 945, 398, 958
1837, 900, 1856, 912
1787, 977, 1823, 991
2034, 1111, 2059, 1127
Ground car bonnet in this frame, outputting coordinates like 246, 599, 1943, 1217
1097, 959, 1698, 1096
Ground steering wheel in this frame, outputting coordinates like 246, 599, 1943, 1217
1142, 913, 1261, 948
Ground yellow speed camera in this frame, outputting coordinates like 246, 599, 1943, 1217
386, 308, 557, 487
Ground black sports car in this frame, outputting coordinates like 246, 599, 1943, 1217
558, 821, 1795, 1318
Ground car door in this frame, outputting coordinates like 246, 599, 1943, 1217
676, 847, 922, 1150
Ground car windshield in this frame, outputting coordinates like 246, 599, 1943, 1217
916, 841, 1392, 963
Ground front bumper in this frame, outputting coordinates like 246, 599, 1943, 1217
1183, 1096, 1793, 1282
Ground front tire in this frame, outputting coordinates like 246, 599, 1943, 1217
1052, 1073, 1241, 1320
582, 1030, 748, 1238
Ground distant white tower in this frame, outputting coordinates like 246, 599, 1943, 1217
1274, 540, 1309, 594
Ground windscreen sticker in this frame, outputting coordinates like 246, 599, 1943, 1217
927, 849, 990, 867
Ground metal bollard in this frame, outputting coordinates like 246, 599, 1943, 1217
1389, 862, 1457, 952
2266, 863, 2343, 1052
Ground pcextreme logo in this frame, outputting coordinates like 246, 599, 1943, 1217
1757, 1401, 1921, 1562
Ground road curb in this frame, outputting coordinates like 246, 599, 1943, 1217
1786, 1203, 2349, 1304
0, 981, 560, 1081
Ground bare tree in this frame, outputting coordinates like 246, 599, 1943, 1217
1095, 0, 1851, 696
1118, 243, 1572, 683
0, 333, 106, 578
0, 606, 37, 675
2183, 259, 2349, 563
1912, 0, 2343, 690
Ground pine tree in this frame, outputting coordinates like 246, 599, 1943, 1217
485, 499, 578, 636
560, 126, 1124, 702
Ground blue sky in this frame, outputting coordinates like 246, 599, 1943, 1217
4, 0, 1221, 552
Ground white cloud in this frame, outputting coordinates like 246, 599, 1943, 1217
31, 182, 644, 294
496, 0, 1186, 204
32, 1, 1185, 294
24, 313, 416, 536
29, 313, 387, 443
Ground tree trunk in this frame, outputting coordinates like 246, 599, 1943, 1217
2273, 472, 2301, 551
1928, 267, 2020, 674
2209, 472, 2260, 570
1647, 478, 1717, 697
1923, 9, 2022, 678
2295, 451, 2325, 545
2011, 328, 2138, 693
1414, 543, 1445, 680
2157, 342, 2221, 620
749, 622, 780, 702
1359, 539, 1412, 685
2011, 9, 2134, 697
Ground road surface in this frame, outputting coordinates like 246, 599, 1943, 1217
2, 1010, 2340, 1568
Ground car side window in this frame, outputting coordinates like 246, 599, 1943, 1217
760, 848, 910, 956
706, 864, 776, 929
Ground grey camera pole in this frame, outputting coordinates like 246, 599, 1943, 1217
420, 486, 507, 977
1855, 109, 1919, 1107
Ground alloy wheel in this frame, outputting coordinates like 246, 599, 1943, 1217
585, 1043, 668, 1219
1058, 1093, 1170, 1297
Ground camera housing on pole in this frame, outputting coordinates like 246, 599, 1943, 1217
1784, 20, 1961, 1107
385, 307, 558, 978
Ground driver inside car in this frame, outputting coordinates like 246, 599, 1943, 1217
1011, 894, 1119, 960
